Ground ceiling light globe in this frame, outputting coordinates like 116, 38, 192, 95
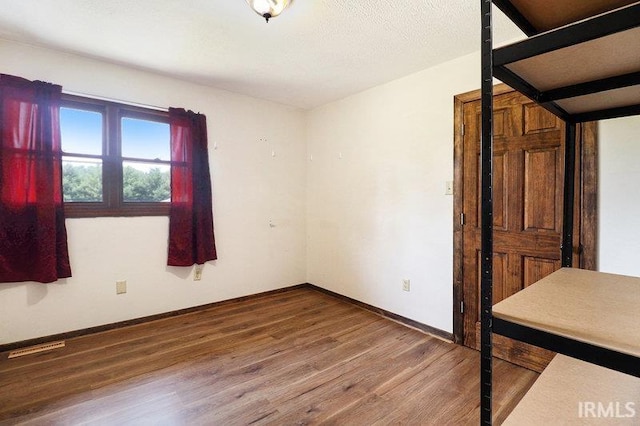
246, 0, 292, 22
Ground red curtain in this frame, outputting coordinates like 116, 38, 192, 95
0, 74, 71, 283
168, 108, 217, 266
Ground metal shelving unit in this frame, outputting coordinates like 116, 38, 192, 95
480, 1, 640, 424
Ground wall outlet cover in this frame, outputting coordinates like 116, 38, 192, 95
402, 279, 410, 292
116, 280, 127, 294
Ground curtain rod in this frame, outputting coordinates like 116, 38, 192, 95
62, 90, 168, 112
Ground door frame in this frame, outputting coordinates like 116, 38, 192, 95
452, 84, 598, 344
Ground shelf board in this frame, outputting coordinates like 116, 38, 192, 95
493, 2, 640, 121
503, 354, 640, 425
493, 268, 640, 359
494, 0, 638, 34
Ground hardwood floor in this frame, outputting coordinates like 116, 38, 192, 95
0, 288, 537, 425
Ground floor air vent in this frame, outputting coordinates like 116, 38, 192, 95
8, 341, 65, 359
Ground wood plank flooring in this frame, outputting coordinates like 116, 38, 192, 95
0, 288, 537, 425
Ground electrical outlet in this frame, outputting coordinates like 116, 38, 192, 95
402, 279, 411, 292
116, 280, 127, 294
194, 265, 203, 281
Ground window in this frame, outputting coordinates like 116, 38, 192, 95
60, 94, 171, 217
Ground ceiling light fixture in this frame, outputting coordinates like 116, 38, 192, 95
246, 0, 292, 23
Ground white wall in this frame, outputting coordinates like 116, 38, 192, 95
2, 37, 638, 345
306, 50, 640, 336
306, 52, 483, 334
599, 116, 640, 276
0, 39, 307, 344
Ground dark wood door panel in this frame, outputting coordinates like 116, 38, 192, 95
452, 85, 598, 356
474, 151, 509, 230
524, 147, 563, 232
474, 251, 509, 315
523, 102, 561, 134
523, 256, 561, 288
469, 231, 561, 259
474, 106, 521, 139
461, 90, 566, 370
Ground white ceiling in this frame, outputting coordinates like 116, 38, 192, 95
0, 0, 524, 110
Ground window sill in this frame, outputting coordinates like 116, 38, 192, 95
64, 203, 170, 218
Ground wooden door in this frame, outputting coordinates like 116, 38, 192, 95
461, 90, 567, 371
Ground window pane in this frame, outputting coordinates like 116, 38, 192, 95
123, 161, 170, 202
62, 158, 103, 202
121, 118, 170, 161
60, 108, 102, 155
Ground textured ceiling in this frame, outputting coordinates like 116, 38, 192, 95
0, 0, 523, 109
